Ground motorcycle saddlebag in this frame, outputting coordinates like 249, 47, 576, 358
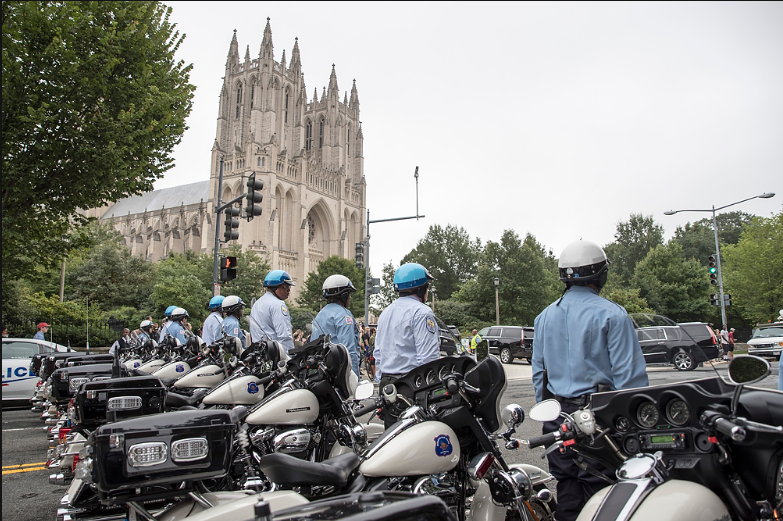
76, 376, 166, 427
91, 409, 236, 497
51, 364, 122, 404
64, 354, 116, 367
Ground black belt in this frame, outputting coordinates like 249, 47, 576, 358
382, 373, 404, 380
554, 394, 590, 406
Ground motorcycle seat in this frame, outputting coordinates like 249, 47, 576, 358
257, 452, 360, 487
131, 368, 149, 377
165, 388, 208, 408
159, 377, 179, 387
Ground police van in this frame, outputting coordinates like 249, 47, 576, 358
2, 338, 73, 405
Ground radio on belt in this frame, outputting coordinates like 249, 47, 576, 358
639, 432, 686, 450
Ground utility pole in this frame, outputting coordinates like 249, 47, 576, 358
212, 157, 225, 297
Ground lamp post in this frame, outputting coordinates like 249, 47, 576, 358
493, 277, 500, 326
663, 192, 775, 333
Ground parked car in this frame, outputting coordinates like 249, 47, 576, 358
746, 322, 783, 358
2, 338, 74, 405
477, 325, 534, 364
634, 321, 720, 371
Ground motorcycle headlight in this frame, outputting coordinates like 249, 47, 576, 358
107, 397, 142, 411
127, 442, 168, 467
171, 438, 208, 462
74, 457, 93, 483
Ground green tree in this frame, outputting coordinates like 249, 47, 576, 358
722, 211, 783, 324
296, 256, 367, 318
371, 261, 397, 312
401, 224, 481, 300
150, 252, 211, 326
195, 245, 271, 303
672, 211, 753, 263
601, 287, 654, 314
454, 231, 560, 326
631, 242, 711, 322
2, 1, 195, 285
604, 214, 664, 284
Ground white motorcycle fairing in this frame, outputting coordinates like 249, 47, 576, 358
159, 490, 307, 521
152, 360, 191, 379
328, 423, 385, 459
122, 358, 144, 371
359, 421, 460, 478
575, 479, 730, 521
203, 375, 265, 406
467, 463, 554, 521
172, 364, 225, 389
135, 358, 166, 374
245, 387, 319, 425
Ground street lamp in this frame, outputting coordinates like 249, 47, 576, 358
663, 192, 775, 333
493, 277, 500, 326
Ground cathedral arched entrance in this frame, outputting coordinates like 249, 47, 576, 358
305, 200, 335, 273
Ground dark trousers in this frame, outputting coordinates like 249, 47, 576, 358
543, 402, 612, 521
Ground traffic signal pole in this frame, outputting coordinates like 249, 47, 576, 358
711, 206, 728, 334
212, 157, 225, 296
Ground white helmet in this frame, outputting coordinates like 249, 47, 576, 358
140, 320, 153, 332
322, 274, 357, 299
170, 307, 189, 321
558, 240, 611, 287
221, 295, 245, 314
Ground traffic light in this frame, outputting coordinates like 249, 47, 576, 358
707, 255, 718, 286
366, 277, 380, 294
224, 206, 240, 242
219, 255, 238, 282
724, 293, 732, 307
355, 242, 364, 269
710, 293, 720, 306
245, 173, 263, 219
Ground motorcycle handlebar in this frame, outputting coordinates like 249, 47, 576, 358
353, 402, 378, 417
715, 418, 746, 441
527, 431, 558, 449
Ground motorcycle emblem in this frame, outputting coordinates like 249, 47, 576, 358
133, 362, 141, 368
247, 382, 259, 394
434, 434, 453, 457
175, 364, 185, 373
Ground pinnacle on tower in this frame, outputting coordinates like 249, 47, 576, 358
244, 45, 251, 65
281, 48, 286, 70
261, 17, 274, 60
328, 64, 339, 98
227, 29, 239, 67
321, 86, 326, 103
290, 37, 301, 74
313, 87, 318, 104
344, 91, 348, 105
350, 79, 360, 110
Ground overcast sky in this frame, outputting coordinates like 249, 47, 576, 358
163, 1, 782, 276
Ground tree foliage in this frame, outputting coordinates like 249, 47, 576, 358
2, 1, 195, 284
371, 261, 398, 313
454, 231, 560, 326
296, 256, 367, 318
150, 252, 211, 326
722, 211, 783, 324
604, 214, 664, 284
401, 224, 481, 300
672, 211, 753, 263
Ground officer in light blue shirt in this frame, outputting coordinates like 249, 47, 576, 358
202, 296, 225, 346
315, 275, 361, 377
532, 240, 648, 521
158, 305, 177, 342
250, 270, 295, 353
375, 263, 439, 425
137, 320, 154, 344
164, 308, 191, 347
220, 295, 247, 350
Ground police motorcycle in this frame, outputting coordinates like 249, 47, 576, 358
517, 314, 783, 521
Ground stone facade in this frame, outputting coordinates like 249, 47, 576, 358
95, 20, 366, 300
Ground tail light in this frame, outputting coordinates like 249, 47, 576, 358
71, 453, 80, 473
59, 428, 71, 444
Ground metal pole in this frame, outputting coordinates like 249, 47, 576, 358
712, 206, 728, 332
414, 166, 419, 220
86, 297, 90, 353
212, 157, 225, 296
59, 260, 66, 302
495, 286, 500, 325
364, 208, 370, 325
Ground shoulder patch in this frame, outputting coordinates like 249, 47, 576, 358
425, 316, 437, 333
281, 305, 289, 316
345, 316, 354, 325
233, 327, 239, 334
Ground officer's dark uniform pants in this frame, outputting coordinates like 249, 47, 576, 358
543, 401, 613, 521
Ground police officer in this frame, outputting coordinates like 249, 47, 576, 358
469, 329, 482, 352
315, 275, 361, 377
137, 320, 154, 344
221, 295, 247, 350
374, 263, 440, 425
158, 305, 177, 342
164, 307, 191, 346
532, 240, 648, 521
202, 296, 225, 346
250, 270, 295, 352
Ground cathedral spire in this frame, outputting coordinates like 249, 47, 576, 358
321, 86, 326, 103
280, 48, 286, 70
260, 17, 273, 60
244, 44, 251, 66
344, 91, 348, 105
313, 87, 318, 104
328, 64, 339, 98
350, 79, 360, 110
226, 29, 239, 69
290, 37, 301, 76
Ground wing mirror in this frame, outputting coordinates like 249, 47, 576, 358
501, 404, 525, 429
354, 380, 374, 400
529, 399, 561, 422
727, 355, 770, 385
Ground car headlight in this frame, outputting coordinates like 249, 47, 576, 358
127, 442, 168, 467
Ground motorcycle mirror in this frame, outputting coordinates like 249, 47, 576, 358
354, 380, 374, 400
727, 355, 770, 385
501, 404, 525, 429
529, 399, 561, 422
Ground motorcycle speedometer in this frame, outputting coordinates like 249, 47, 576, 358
637, 402, 659, 428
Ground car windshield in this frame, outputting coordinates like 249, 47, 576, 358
750, 327, 783, 339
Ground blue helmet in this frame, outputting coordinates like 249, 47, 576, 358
264, 270, 295, 288
164, 305, 177, 317
209, 296, 225, 310
393, 263, 434, 292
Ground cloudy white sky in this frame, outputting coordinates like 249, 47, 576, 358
163, 1, 782, 275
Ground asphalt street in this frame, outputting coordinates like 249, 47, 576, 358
3, 360, 779, 521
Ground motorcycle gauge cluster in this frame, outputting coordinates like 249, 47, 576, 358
637, 402, 659, 428
665, 399, 690, 426
615, 417, 630, 432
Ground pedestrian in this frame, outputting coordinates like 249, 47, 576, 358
532, 240, 648, 521
34, 322, 50, 341
315, 275, 361, 377
293, 329, 304, 348
374, 263, 439, 427
2, 325, 8, 338
366, 328, 376, 380
250, 270, 295, 352
110, 328, 132, 355
469, 328, 482, 352
721, 327, 733, 360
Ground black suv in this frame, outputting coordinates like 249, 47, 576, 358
635, 321, 720, 371
477, 326, 534, 364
